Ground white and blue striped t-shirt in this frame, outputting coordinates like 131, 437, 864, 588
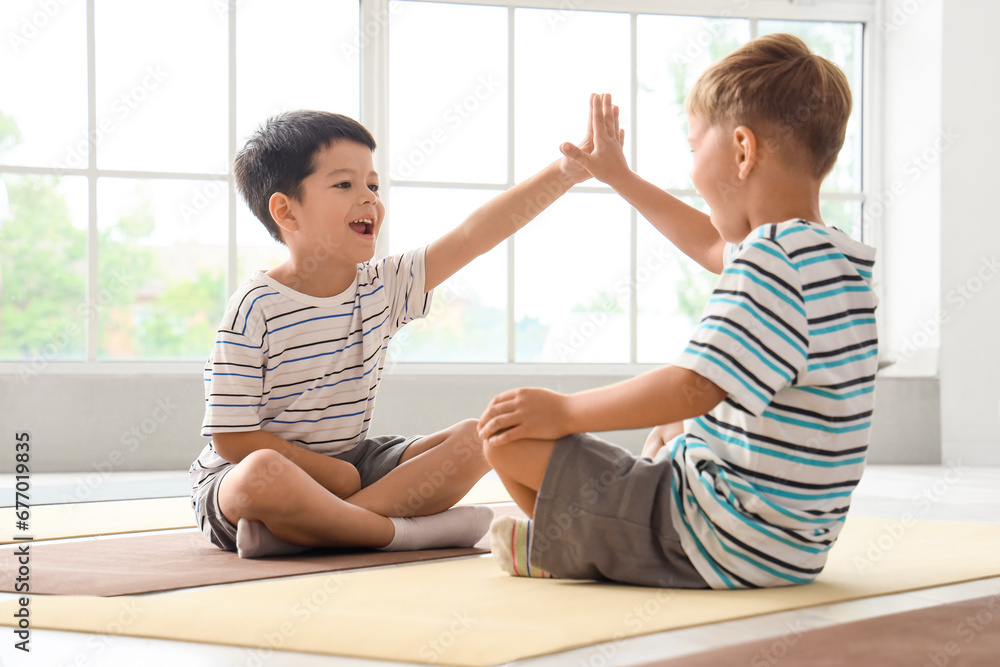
670, 219, 878, 589
194, 247, 431, 473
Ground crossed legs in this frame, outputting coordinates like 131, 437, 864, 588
217, 419, 491, 550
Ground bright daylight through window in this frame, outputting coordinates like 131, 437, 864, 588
0, 1, 865, 367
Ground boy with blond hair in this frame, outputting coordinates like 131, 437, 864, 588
480, 34, 878, 588
191, 109, 602, 557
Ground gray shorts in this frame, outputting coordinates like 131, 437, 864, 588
190, 434, 419, 551
531, 432, 707, 588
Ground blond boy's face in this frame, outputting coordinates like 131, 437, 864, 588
286, 140, 385, 264
687, 115, 747, 243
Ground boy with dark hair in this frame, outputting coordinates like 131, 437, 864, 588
191, 109, 604, 557
480, 34, 878, 589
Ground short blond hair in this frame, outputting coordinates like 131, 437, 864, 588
686, 33, 852, 180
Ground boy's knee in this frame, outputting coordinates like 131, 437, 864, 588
226, 449, 297, 512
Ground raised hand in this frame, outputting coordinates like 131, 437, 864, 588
560, 93, 629, 187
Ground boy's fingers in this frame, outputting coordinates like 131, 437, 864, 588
560, 142, 589, 164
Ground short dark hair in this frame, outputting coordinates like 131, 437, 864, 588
234, 110, 377, 244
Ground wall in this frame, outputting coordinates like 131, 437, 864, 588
939, 0, 1000, 464
0, 369, 940, 472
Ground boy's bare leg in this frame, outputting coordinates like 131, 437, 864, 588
347, 419, 492, 517
219, 448, 394, 549
641, 422, 684, 459
482, 437, 558, 578
482, 437, 557, 518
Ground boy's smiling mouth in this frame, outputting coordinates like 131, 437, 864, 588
348, 218, 375, 238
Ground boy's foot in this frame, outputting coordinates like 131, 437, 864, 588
236, 518, 310, 559
490, 515, 555, 578
380, 505, 494, 552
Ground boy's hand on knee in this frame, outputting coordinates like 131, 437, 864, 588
560, 93, 628, 188
478, 387, 573, 446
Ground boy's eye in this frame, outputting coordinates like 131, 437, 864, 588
368, 184, 379, 193
334, 182, 351, 189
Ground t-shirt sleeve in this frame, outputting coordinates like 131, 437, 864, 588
674, 237, 809, 416
201, 307, 267, 437
376, 246, 433, 334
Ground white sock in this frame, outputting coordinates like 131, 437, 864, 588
236, 518, 310, 559
379, 506, 494, 552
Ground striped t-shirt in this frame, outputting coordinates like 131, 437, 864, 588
193, 247, 431, 474
670, 219, 878, 589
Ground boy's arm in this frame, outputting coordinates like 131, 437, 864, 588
560, 93, 726, 275
213, 430, 361, 498
477, 365, 727, 446
423, 95, 613, 292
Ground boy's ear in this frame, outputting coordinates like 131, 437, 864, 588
269, 192, 299, 234
732, 126, 758, 180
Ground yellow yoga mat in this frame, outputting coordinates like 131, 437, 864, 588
0, 475, 510, 545
5, 518, 1000, 666
0, 497, 195, 544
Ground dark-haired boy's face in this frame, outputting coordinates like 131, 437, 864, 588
287, 140, 384, 264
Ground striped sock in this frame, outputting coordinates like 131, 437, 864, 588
489, 515, 554, 578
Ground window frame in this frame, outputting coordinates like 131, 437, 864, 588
0, 0, 880, 376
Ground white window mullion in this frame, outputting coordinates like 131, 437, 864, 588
362, 0, 392, 257
506, 5, 517, 363
629, 11, 639, 364
86, 0, 99, 362
227, 0, 239, 299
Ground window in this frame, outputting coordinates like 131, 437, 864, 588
0, 0, 871, 368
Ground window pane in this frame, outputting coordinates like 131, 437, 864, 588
757, 20, 864, 194
238, 206, 287, 279
386, 187, 506, 363
97, 179, 227, 359
95, 0, 227, 173
821, 199, 862, 241
515, 193, 630, 363
515, 9, 631, 181
390, 2, 507, 184
0, 174, 88, 360
237, 0, 360, 143
637, 197, 714, 364
637, 15, 749, 190
0, 1, 87, 168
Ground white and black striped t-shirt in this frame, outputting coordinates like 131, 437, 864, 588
194, 247, 431, 473
670, 219, 878, 589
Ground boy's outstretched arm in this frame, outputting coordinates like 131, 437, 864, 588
477, 366, 727, 447
561, 93, 726, 275
423, 95, 616, 292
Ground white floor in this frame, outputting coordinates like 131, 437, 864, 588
0, 465, 998, 667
